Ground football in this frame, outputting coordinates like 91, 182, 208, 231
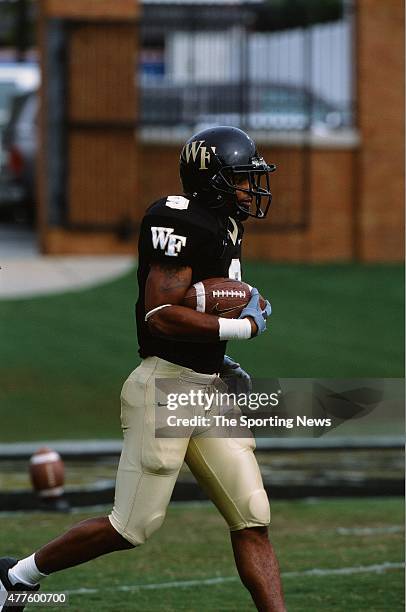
182, 277, 266, 318
29, 447, 65, 498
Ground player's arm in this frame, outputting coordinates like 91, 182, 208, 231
145, 262, 258, 342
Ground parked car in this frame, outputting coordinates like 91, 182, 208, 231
0, 63, 39, 158
0, 89, 38, 222
0, 63, 39, 222
140, 81, 350, 131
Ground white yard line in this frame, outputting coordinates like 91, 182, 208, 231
66, 562, 405, 596
336, 526, 404, 536
282, 562, 404, 578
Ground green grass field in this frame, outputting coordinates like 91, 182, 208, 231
0, 263, 403, 441
1, 498, 404, 611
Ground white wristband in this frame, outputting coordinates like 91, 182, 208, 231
218, 317, 252, 340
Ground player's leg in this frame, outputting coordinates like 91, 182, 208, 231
230, 526, 285, 612
2, 358, 189, 589
0, 519, 132, 609
108, 358, 190, 546
33, 517, 133, 574
185, 435, 285, 612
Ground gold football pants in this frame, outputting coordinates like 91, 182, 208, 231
109, 356, 270, 545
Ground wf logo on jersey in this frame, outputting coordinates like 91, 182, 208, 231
151, 227, 187, 257
182, 140, 216, 170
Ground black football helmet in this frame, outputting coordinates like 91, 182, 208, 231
179, 126, 276, 220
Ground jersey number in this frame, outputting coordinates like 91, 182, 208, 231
228, 258, 241, 280
165, 195, 189, 210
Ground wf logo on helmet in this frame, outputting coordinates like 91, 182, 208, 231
151, 227, 187, 257
182, 140, 216, 170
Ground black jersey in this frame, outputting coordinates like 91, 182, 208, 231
135, 194, 244, 373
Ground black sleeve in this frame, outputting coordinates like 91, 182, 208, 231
138, 213, 206, 267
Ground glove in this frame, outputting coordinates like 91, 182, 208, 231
239, 288, 271, 337
219, 355, 252, 395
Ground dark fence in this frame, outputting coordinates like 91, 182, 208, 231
35, 1, 355, 237
140, 2, 354, 133
139, 1, 355, 232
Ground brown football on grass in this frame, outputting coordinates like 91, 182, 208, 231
29, 447, 65, 498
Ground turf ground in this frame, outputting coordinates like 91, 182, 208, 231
1, 498, 404, 611
0, 263, 403, 441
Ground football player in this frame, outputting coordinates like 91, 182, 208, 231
0, 126, 285, 612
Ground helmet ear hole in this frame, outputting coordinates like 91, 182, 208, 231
211, 173, 223, 189
211, 171, 234, 195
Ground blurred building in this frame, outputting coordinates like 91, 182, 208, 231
24, 0, 404, 260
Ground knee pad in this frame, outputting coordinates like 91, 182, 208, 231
247, 488, 271, 526
109, 510, 166, 546
231, 488, 271, 531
